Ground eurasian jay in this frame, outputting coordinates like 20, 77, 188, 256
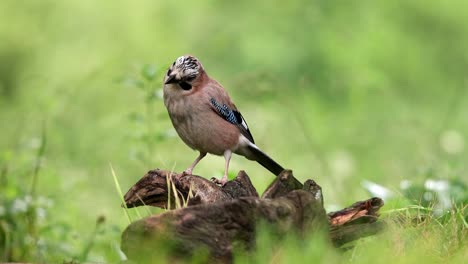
163, 55, 284, 185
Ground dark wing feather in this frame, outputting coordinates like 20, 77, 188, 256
210, 98, 255, 144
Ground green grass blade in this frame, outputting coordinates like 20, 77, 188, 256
109, 163, 132, 224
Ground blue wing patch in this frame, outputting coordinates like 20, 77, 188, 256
210, 98, 237, 124
210, 98, 255, 143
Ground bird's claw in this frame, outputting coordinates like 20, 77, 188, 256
211, 176, 228, 186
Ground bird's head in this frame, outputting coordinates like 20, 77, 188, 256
164, 55, 204, 91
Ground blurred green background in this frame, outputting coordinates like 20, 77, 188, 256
0, 0, 466, 263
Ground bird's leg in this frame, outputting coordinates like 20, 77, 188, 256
221, 149, 232, 184
212, 149, 232, 186
183, 152, 207, 175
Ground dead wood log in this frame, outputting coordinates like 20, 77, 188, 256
122, 189, 327, 262
123, 169, 259, 209
262, 169, 304, 199
328, 197, 385, 247
121, 169, 384, 262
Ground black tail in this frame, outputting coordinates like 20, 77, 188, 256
247, 144, 284, 176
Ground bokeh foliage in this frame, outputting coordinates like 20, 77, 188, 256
0, 0, 467, 263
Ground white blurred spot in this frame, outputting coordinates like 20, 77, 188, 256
156, 89, 164, 99
37, 238, 45, 247
24, 195, 32, 204
400, 179, 411, 190
328, 150, 355, 178
12, 198, 28, 213
27, 137, 42, 149
425, 179, 452, 213
36, 207, 47, 220
425, 179, 449, 192
440, 130, 464, 154
361, 180, 395, 200
59, 243, 73, 253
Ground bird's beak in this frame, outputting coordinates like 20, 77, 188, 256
165, 74, 176, 84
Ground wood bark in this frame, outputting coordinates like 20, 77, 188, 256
121, 169, 384, 262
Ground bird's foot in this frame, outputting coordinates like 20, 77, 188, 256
211, 175, 228, 186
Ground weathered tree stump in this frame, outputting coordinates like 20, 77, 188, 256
121, 169, 384, 263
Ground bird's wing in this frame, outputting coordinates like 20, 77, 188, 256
209, 97, 255, 144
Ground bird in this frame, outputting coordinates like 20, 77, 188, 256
163, 55, 284, 185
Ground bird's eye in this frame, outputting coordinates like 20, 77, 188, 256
166, 69, 172, 76
185, 76, 196, 82
179, 81, 192, 90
